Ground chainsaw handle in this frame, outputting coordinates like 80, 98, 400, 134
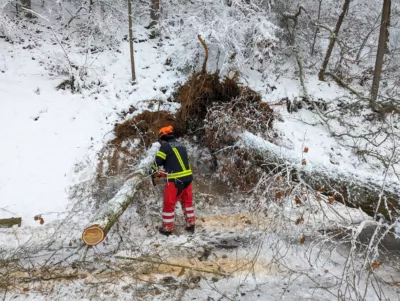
153, 171, 167, 178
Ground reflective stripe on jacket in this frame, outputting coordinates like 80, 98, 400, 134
152, 139, 193, 182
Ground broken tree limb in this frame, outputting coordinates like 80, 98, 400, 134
197, 35, 208, 74
0, 217, 22, 228
115, 256, 229, 277
324, 72, 363, 98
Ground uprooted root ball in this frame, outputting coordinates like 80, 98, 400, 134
174, 70, 274, 147
95, 70, 274, 199
113, 110, 175, 147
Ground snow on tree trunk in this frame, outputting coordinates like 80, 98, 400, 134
149, 0, 160, 29
82, 144, 158, 246
128, 0, 136, 83
370, 0, 391, 108
237, 132, 400, 222
82, 174, 145, 246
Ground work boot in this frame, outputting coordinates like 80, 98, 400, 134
185, 225, 195, 234
158, 227, 172, 237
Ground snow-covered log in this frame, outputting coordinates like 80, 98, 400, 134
236, 132, 400, 220
82, 174, 145, 246
82, 144, 158, 246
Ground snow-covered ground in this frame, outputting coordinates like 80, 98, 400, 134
1, 14, 400, 301
0, 45, 105, 224
0, 24, 182, 225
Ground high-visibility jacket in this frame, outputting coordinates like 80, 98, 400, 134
152, 139, 193, 182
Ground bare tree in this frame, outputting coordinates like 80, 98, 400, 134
128, 0, 136, 83
149, 0, 160, 29
371, 0, 392, 108
355, 13, 381, 62
310, 0, 322, 57
318, 0, 350, 81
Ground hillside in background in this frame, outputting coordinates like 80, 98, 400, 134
0, 1, 400, 300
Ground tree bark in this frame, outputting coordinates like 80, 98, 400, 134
128, 0, 136, 83
370, 0, 391, 109
311, 0, 323, 56
282, 7, 308, 98
149, 0, 160, 29
318, 0, 350, 81
21, 0, 32, 18
82, 174, 145, 246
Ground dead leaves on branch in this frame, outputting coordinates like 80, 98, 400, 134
273, 182, 335, 208
301, 147, 308, 166
275, 191, 283, 200
34, 215, 45, 225
370, 261, 382, 270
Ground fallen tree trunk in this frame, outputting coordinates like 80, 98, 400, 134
82, 174, 146, 246
82, 173, 145, 246
82, 145, 159, 246
237, 132, 400, 222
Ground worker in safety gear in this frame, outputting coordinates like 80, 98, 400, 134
150, 125, 195, 236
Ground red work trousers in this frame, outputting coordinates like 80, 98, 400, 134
162, 181, 195, 232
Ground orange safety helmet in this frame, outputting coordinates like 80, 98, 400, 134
158, 125, 174, 138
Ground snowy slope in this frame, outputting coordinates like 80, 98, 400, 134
0, 15, 188, 225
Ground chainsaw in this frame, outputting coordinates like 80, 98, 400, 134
152, 171, 168, 185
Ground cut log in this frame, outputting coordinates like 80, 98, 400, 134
82, 143, 160, 246
82, 225, 105, 246
0, 217, 22, 228
82, 173, 146, 246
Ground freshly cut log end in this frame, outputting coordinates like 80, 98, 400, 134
82, 225, 105, 246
